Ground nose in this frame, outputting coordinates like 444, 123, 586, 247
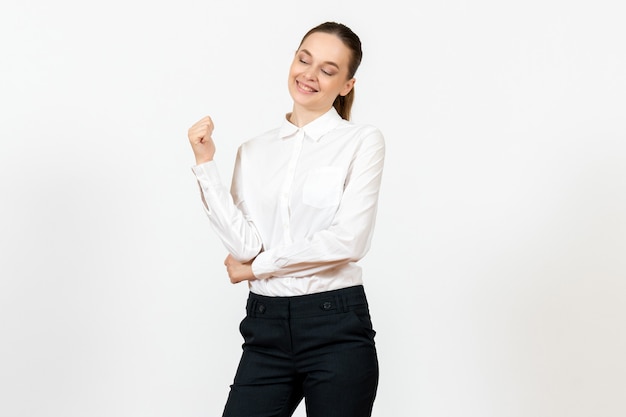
302, 67, 316, 80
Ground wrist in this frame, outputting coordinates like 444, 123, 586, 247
195, 156, 213, 165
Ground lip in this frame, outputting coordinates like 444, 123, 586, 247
296, 80, 318, 93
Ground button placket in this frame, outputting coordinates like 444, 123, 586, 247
279, 129, 304, 245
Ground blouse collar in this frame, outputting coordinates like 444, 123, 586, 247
278, 107, 343, 141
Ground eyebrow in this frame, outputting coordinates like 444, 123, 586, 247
299, 49, 340, 70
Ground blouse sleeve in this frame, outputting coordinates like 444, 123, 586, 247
191, 150, 263, 262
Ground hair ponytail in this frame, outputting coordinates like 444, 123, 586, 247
334, 89, 355, 121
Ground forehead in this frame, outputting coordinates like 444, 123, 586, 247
298, 32, 351, 65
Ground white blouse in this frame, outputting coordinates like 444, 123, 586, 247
192, 107, 385, 296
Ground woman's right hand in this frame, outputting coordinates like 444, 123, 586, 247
188, 115, 217, 165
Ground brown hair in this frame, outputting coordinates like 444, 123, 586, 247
298, 22, 363, 121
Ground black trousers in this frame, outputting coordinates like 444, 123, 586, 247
222, 285, 379, 417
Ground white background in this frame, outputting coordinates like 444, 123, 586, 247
1, 1, 625, 416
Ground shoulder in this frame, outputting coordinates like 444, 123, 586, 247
335, 120, 385, 147
239, 126, 281, 150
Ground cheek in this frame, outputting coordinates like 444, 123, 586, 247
289, 60, 303, 75
288, 67, 299, 81
323, 79, 343, 94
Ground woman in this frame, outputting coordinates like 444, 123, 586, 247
188, 21, 385, 417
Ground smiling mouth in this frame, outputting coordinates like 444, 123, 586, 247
297, 80, 318, 93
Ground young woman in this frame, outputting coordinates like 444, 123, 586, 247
188, 21, 385, 417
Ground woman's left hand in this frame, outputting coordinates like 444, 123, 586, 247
224, 254, 256, 284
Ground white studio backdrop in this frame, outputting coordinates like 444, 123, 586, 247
1, 1, 625, 416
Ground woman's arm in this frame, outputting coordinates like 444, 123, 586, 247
189, 116, 263, 262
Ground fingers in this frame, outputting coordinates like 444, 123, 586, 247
188, 115, 217, 163
224, 254, 237, 283
188, 115, 214, 144
191, 115, 213, 129
224, 254, 251, 284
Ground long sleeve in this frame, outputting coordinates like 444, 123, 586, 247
191, 157, 263, 262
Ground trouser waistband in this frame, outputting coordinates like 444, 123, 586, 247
246, 285, 369, 319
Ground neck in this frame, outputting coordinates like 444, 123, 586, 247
288, 105, 330, 127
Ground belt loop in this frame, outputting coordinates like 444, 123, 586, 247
250, 299, 257, 318
338, 294, 348, 313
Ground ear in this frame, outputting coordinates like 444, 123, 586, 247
340, 78, 356, 97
